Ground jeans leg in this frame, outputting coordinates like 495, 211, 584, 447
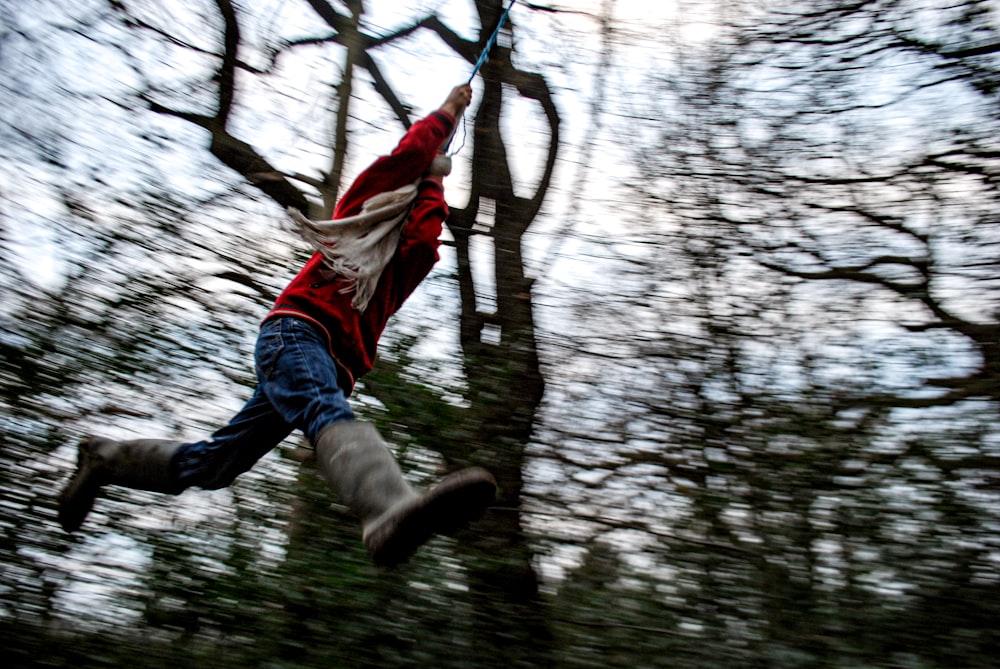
256, 317, 355, 444
171, 317, 354, 490
173, 384, 294, 490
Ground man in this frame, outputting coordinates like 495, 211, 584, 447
59, 83, 496, 568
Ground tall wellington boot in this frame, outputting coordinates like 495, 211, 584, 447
58, 436, 182, 533
314, 421, 496, 567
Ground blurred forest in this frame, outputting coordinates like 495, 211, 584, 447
1, 0, 997, 667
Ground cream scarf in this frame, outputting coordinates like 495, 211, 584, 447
287, 181, 419, 311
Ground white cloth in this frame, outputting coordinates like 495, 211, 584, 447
287, 182, 419, 311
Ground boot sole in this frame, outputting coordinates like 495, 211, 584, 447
366, 467, 496, 568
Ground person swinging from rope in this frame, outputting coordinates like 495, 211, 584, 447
58, 83, 497, 567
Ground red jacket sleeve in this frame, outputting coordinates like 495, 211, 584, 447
333, 111, 456, 220
399, 175, 447, 260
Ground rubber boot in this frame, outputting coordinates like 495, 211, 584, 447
315, 421, 496, 567
58, 436, 182, 533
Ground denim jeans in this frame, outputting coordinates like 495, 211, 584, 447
173, 317, 355, 490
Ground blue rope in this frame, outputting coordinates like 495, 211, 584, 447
467, 0, 518, 83
448, 0, 518, 155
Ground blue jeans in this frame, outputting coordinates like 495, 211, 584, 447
173, 317, 355, 490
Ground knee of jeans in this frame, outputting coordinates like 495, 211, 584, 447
175, 463, 244, 491
173, 442, 248, 491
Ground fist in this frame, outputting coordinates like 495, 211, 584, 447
441, 84, 473, 118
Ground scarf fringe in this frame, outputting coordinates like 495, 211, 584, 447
287, 182, 419, 311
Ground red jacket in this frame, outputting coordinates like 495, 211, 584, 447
265, 111, 456, 394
